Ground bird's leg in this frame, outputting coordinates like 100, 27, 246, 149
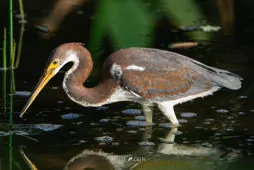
142, 126, 153, 141
141, 102, 154, 124
157, 127, 178, 154
157, 102, 180, 127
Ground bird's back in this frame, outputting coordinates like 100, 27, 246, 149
102, 47, 242, 102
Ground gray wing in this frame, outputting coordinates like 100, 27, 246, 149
108, 47, 242, 101
117, 48, 214, 101
121, 65, 213, 101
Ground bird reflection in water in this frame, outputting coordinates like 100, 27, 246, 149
20, 127, 239, 170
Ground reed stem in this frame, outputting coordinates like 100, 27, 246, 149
18, 0, 25, 22
12, 40, 16, 68
2, 28, 7, 68
9, 0, 13, 68
15, 24, 25, 68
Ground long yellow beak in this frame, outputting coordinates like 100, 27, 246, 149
19, 62, 58, 118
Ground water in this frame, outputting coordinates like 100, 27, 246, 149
1, 0, 254, 169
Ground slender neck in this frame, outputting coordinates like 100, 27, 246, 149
63, 48, 118, 106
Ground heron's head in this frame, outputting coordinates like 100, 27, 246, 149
19, 43, 84, 117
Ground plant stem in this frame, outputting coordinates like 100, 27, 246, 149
12, 40, 16, 68
9, 0, 13, 68
18, 0, 25, 22
3, 28, 7, 68
15, 24, 25, 68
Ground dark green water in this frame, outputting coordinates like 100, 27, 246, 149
1, 0, 254, 169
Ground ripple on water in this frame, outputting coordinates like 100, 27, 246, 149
95, 136, 113, 143
178, 119, 188, 124
238, 112, 246, 116
134, 116, 146, 121
0, 131, 10, 136
33, 124, 63, 131
112, 142, 120, 146
238, 95, 248, 99
180, 112, 197, 118
126, 120, 155, 127
138, 141, 155, 146
216, 109, 229, 113
97, 106, 108, 111
15, 131, 29, 136
158, 137, 174, 144
14, 91, 31, 96
158, 123, 172, 128
246, 138, 254, 142
99, 119, 110, 123
61, 113, 80, 120
57, 100, 64, 104
122, 109, 141, 115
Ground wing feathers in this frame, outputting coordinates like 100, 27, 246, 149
121, 66, 199, 101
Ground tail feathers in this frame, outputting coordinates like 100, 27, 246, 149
208, 70, 242, 90
188, 58, 243, 90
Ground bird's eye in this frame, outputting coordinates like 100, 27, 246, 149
52, 60, 59, 65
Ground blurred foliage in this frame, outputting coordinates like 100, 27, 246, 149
89, 0, 211, 52
89, 0, 154, 51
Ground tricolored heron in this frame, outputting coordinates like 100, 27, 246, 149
20, 43, 242, 127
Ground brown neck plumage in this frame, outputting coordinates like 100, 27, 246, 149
63, 46, 118, 106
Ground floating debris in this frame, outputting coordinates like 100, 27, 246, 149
216, 109, 229, 113
126, 120, 155, 127
122, 109, 141, 115
33, 124, 63, 131
61, 113, 80, 120
95, 136, 113, 143
180, 112, 197, 118
169, 42, 198, 49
